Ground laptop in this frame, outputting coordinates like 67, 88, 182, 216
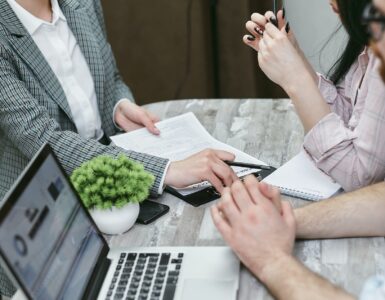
0, 144, 240, 300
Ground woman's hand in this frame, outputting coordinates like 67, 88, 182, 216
244, 10, 318, 84
244, 10, 299, 52
257, 23, 310, 91
114, 100, 161, 135
165, 149, 238, 193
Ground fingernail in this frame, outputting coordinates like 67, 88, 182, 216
282, 7, 286, 19
247, 35, 256, 41
285, 22, 290, 33
270, 17, 278, 27
254, 27, 263, 36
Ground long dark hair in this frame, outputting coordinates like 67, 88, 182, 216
328, 0, 370, 84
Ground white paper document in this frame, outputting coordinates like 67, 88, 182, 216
110, 112, 269, 195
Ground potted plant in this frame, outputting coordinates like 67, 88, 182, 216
70, 155, 154, 235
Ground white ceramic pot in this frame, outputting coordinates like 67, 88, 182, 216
90, 202, 140, 235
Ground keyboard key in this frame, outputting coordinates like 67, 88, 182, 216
168, 271, 179, 277
119, 280, 128, 286
127, 289, 137, 296
112, 278, 117, 283
136, 263, 145, 270
178, 253, 184, 258
107, 291, 113, 296
160, 253, 171, 265
114, 293, 124, 299
143, 280, 152, 287
116, 287, 126, 293
162, 284, 177, 300
125, 296, 135, 300
155, 278, 164, 285
138, 258, 146, 264
152, 291, 161, 297
118, 259, 124, 264
158, 266, 167, 272
125, 261, 135, 267
175, 265, 181, 270
114, 271, 120, 277
130, 282, 139, 289
109, 284, 115, 290
157, 271, 166, 277
167, 277, 178, 285
116, 265, 122, 270
120, 253, 127, 259
127, 253, 137, 261
171, 259, 182, 264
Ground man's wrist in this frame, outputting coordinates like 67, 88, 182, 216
257, 252, 296, 285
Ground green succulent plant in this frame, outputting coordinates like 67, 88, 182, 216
70, 155, 154, 210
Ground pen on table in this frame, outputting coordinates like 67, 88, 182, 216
225, 161, 272, 170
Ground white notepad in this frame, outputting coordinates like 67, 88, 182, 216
263, 151, 342, 201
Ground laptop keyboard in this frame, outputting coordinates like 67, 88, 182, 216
105, 252, 184, 300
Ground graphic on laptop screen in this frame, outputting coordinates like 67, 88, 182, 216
0, 154, 105, 299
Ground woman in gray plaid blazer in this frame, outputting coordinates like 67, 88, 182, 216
0, 0, 238, 296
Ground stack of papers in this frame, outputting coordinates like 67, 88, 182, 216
110, 113, 269, 196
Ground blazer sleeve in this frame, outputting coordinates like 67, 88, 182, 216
0, 48, 168, 197
91, 0, 135, 103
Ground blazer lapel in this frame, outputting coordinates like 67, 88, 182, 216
0, 0, 72, 120
60, 0, 106, 114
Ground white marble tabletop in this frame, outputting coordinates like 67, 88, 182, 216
107, 99, 385, 300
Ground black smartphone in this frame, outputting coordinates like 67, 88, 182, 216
136, 201, 170, 225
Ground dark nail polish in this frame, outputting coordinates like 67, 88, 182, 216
247, 35, 256, 41
254, 27, 263, 36
270, 17, 278, 27
285, 22, 290, 33
282, 7, 286, 19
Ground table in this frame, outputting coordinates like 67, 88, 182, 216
109, 99, 385, 299
11, 98, 385, 300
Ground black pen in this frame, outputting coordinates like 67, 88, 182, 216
273, 0, 278, 17
225, 161, 272, 170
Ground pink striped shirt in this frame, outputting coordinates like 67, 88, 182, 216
303, 48, 385, 192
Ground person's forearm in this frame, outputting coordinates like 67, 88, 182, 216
295, 182, 385, 239
284, 72, 331, 133
257, 254, 354, 300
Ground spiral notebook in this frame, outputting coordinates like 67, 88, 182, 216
263, 151, 342, 201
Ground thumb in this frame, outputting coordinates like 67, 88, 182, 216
141, 113, 160, 135
259, 182, 282, 214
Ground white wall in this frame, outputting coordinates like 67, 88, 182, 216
285, 0, 348, 74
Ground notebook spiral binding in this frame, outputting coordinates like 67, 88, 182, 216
278, 186, 323, 201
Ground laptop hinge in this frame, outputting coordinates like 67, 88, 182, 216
82, 257, 111, 300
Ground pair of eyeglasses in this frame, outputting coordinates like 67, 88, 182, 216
362, 3, 385, 41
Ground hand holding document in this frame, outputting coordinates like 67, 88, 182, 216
110, 113, 270, 196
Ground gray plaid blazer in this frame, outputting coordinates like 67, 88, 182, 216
0, 0, 169, 295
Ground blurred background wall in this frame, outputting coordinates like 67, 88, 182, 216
101, 0, 347, 105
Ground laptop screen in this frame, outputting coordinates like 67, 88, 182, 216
0, 149, 106, 299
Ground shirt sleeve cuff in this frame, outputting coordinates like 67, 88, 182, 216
112, 98, 134, 130
157, 160, 171, 194
317, 73, 338, 104
303, 112, 356, 161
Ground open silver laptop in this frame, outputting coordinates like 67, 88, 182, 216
0, 144, 240, 300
